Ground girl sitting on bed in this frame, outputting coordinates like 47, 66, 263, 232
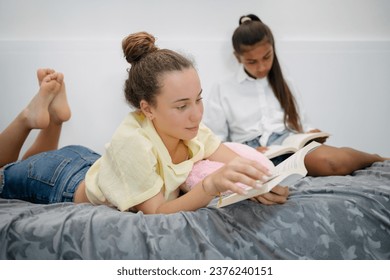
203, 14, 388, 176
0, 32, 288, 214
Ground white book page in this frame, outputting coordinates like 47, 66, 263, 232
281, 133, 309, 149
273, 141, 321, 175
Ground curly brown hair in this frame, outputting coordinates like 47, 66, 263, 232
122, 32, 194, 109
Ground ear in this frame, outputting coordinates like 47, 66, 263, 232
140, 100, 155, 120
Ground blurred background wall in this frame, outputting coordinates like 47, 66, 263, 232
1, 0, 389, 155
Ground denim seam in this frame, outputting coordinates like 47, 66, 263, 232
0, 168, 4, 194
53, 159, 77, 203
0, 161, 19, 195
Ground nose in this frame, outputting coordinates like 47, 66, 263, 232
257, 63, 265, 72
190, 103, 203, 122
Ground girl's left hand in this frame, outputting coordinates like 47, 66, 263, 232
255, 146, 269, 153
250, 185, 289, 205
308, 129, 321, 133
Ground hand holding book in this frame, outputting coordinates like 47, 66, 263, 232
216, 141, 321, 207
185, 142, 321, 208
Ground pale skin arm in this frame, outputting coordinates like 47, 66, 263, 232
135, 143, 289, 214
208, 144, 289, 205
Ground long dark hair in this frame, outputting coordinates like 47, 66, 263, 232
232, 14, 303, 133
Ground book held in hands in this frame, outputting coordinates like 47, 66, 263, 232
217, 141, 321, 208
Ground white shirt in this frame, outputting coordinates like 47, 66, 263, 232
203, 65, 313, 146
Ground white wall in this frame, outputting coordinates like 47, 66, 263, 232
1, 0, 389, 156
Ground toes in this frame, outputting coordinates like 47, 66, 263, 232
56, 72, 64, 83
37, 68, 56, 84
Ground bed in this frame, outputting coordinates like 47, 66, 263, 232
0, 160, 389, 260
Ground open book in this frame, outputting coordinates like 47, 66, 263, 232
263, 131, 330, 159
217, 141, 321, 208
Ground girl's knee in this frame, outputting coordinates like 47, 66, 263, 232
305, 147, 349, 176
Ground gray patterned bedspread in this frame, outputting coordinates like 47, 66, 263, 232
1, 161, 389, 260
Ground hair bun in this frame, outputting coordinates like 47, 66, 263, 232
122, 32, 158, 64
239, 14, 262, 25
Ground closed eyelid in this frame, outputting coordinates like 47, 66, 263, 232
176, 104, 187, 111
173, 91, 203, 104
246, 60, 257, 63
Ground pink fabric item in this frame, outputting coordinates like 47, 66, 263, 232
184, 142, 273, 191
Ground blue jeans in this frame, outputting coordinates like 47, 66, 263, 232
0, 145, 100, 204
243, 130, 292, 166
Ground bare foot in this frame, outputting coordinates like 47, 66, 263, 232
48, 73, 71, 124
372, 154, 390, 162
37, 68, 55, 85
22, 72, 64, 129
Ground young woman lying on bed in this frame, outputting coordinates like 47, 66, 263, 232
0, 32, 290, 214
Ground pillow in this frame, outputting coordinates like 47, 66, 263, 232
184, 142, 273, 191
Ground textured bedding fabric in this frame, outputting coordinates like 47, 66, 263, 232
0, 161, 389, 260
